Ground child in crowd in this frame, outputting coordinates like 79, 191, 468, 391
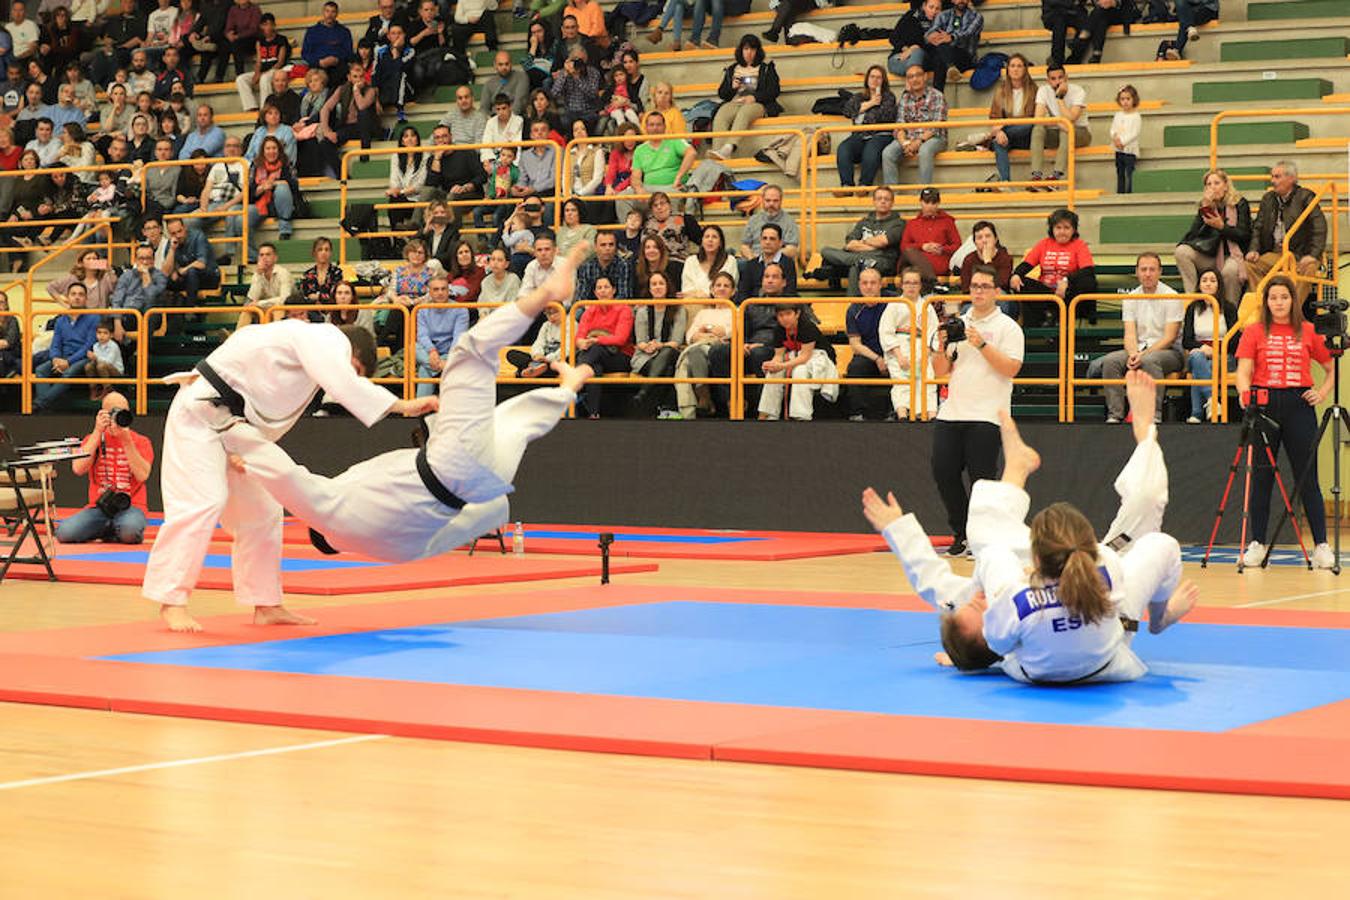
603, 66, 642, 129
500, 209, 536, 256
507, 303, 567, 377
1111, 84, 1141, 194
86, 319, 124, 399
618, 209, 643, 259
477, 147, 520, 230
756, 304, 839, 421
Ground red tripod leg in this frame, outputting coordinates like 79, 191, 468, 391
1203, 443, 1248, 567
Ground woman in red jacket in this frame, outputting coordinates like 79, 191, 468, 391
1234, 275, 1336, 569
574, 275, 634, 418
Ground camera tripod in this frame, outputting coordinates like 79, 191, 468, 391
1262, 351, 1346, 575
1201, 397, 1311, 571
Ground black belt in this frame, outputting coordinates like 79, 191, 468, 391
1021, 658, 1113, 686
415, 446, 466, 510
195, 361, 246, 418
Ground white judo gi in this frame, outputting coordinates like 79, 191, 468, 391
143, 320, 398, 607
220, 303, 578, 562
877, 298, 939, 415
881, 429, 1181, 683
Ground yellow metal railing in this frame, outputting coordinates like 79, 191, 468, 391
23, 307, 145, 414
1208, 108, 1350, 185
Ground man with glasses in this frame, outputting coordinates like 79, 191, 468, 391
929, 265, 1024, 558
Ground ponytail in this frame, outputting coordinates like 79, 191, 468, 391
1029, 502, 1112, 625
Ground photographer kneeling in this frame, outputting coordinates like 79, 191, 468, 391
930, 265, 1025, 558
54, 392, 155, 545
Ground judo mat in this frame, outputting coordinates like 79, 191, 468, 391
4, 584, 1350, 799
5, 543, 658, 594
54, 511, 906, 560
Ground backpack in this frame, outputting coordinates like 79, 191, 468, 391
810, 88, 851, 118
968, 52, 1008, 92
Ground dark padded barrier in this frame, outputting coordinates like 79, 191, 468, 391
6, 414, 1272, 544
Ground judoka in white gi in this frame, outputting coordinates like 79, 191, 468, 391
876, 266, 939, 419
143, 319, 441, 632
219, 243, 594, 568
863, 371, 1197, 684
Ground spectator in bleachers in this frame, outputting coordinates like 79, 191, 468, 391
549, 47, 604, 133
729, 259, 796, 407
407, 0, 447, 66
674, 269, 735, 418
836, 66, 897, 190
234, 11, 290, 112
757, 302, 836, 421
0, 61, 24, 117
160, 100, 187, 145
879, 265, 940, 420
481, 51, 529, 118
438, 84, 487, 145
93, 0, 145, 87
1182, 267, 1238, 424
127, 113, 156, 162
420, 198, 459, 268
0, 126, 18, 175
568, 119, 606, 207
630, 269, 686, 417
256, 68, 299, 125
1009, 207, 1097, 325
1174, 168, 1251, 304
0, 290, 18, 376
565, 0, 608, 49
243, 240, 294, 323
41, 6, 86, 75
984, 54, 1036, 185
446, 240, 485, 304
576, 230, 633, 301
318, 61, 378, 178
555, 197, 596, 257
1166, 0, 1218, 61
506, 118, 557, 225
13, 82, 45, 144
646, 81, 685, 135
43, 83, 88, 132
762, 0, 828, 46
900, 187, 959, 288
1040, 0, 1086, 68
154, 47, 194, 100
520, 227, 567, 302
82, 323, 122, 405
130, 82, 157, 121
527, 88, 566, 143
433, 129, 487, 226
633, 113, 694, 204
215, 0, 261, 83
199, 133, 250, 249
707, 35, 781, 163
636, 233, 682, 300
245, 100, 297, 167
500, 198, 546, 274
34, 164, 84, 245
1245, 160, 1325, 306
737, 184, 799, 261
414, 274, 469, 397
737, 222, 797, 303
372, 22, 413, 118
328, 280, 375, 333
1096, 252, 1182, 425
551, 14, 600, 73
383, 123, 425, 234
49, 249, 115, 309
619, 50, 650, 110
170, 0, 202, 70
162, 215, 219, 309
6, 1, 40, 66
506, 296, 566, 378
142, 216, 171, 268
523, 20, 554, 90
603, 121, 640, 220
479, 245, 522, 306
64, 62, 99, 121
172, 148, 211, 223
813, 185, 906, 295
145, 0, 179, 61
844, 268, 891, 421
294, 69, 331, 169
924, 0, 981, 92
2, 149, 48, 257
247, 134, 298, 257
32, 280, 96, 410
689, 0, 724, 51
642, 189, 700, 266
190, 0, 230, 84
453, 0, 499, 57
1070, 0, 1133, 66
178, 102, 224, 160
57, 123, 96, 176
682, 223, 737, 299
574, 274, 633, 418
881, 63, 946, 188
602, 63, 642, 131
363, 0, 405, 47
108, 242, 166, 321
1029, 63, 1090, 189
959, 219, 1013, 315
96, 83, 133, 154
481, 94, 524, 167
888, 0, 938, 77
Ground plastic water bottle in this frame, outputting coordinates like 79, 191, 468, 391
512, 521, 525, 555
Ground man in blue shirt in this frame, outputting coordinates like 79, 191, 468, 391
414, 275, 469, 397
302, 1, 355, 85
162, 218, 220, 310
111, 243, 170, 315
34, 282, 98, 411
178, 104, 226, 160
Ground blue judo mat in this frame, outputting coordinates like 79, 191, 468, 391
102, 601, 1350, 732
63, 551, 378, 571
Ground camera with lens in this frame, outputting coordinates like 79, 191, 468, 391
941, 316, 966, 346
1310, 294, 1349, 353
95, 489, 132, 517
111, 408, 133, 428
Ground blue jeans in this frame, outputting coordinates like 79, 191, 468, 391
881, 133, 945, 186
172, 201, 202, 230
657, 0, 686, 42
1175, 0, 1217, 54
33, 357, 88, 410
887, 48, 925, 77
836, 132, 893, 187
690, 0, 723, 44
415, 345, 448, 397
55, 504, 147, 544
992, 124, 1033, 182
1187, 349, 1234, 418
248, 181, 295, 258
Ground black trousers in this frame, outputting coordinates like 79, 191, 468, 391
1248, 387, 1328, 545
846, 354, 888, 418
710, 341, 774, 414
577, 344, 630, 415
931, 419, 1001, 540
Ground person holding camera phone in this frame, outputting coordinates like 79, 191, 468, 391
930, 265, 1024, 558
55, 391, 154, 545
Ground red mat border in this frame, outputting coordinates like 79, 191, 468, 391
3, 585, 1349, 799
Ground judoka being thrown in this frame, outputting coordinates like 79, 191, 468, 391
220, 243, 595, 579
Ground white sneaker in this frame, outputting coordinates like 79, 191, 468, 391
1242, 541, 1268, 567
1186, 415, 1201, 424
708, 144, 734, 161
1311, 543, 1337, 569
1105, 416, 1122, 424
1187, 26, 1200, 43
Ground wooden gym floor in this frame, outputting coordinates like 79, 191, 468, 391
2, 550, 1349, 897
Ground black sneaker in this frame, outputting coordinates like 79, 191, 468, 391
946, 537, 968, 558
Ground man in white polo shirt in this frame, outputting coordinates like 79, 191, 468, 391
930, 264, 1024, 557
1098, 252, 1183, 424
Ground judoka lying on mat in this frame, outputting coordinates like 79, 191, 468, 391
222, 243, 595, 563
863, 371, 1198, 684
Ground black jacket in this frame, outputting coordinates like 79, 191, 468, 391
1177, 196, 1252, 256
717, 61, 782, 118
1252, 184, 1327, 259
1182, 297, 1241, 353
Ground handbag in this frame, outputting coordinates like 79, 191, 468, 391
1185, 231, 1222, 257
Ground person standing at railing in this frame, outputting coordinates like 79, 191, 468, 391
1244, 160, 1325, 308
707, 35, 782, 164
33, 281, 98, 412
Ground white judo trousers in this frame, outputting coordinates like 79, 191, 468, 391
757, 349, 839, 420
221, 303, 577, 562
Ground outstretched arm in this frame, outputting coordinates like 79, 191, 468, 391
863, 487, 976, 613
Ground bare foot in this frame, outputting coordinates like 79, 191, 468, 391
160, 604, 203, 633
934, 651, 954, 667
551, 360, 594, 394
997, 410, 1041, 482
1149, 579, 1198, 634
226, 453, 246, 474
1125, 370, 1158, 442
253, 605, 318, 626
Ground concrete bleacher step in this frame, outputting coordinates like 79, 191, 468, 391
1164, 121, 1311, 147
1247, 0, 1348, 20
1098, 214, 1194, 246
1220, 37, 1350, 62
1131, 166, 1268, 193
1192, 78, 1334, 104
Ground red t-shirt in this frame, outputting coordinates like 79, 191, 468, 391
1235, 321, 1331, 389
1023, 237, 1094, 289
0, 146, 23, 171
83, 430, 155, 513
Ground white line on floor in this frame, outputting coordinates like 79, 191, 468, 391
1235, 588, 1350, 609
0, 733, 388, 792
